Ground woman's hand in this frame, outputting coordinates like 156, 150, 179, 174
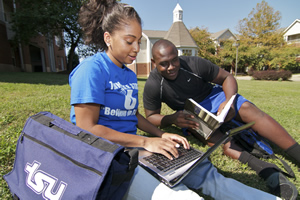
161, 132, 190, 149
143, 133, 190, 160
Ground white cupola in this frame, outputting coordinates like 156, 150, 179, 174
173, 3, 183, 22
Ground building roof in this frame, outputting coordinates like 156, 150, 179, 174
283, 19, 300, 34
164, 21, 197, 48
173, 3, 183, 12
210, 29, 228, 40
142, 30, 168, 38
210, 28, 237, 40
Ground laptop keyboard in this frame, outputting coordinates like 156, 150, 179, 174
143, 146, 203, 172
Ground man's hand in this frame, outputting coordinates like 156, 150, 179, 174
173, 111, 199, 129
217, 101, 236, 122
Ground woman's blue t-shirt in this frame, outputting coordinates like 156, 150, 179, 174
69, 52, 139, 135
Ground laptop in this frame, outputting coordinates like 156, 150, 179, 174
138, 121, 255, 188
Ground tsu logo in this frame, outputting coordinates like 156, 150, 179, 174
24, 161, 67, 200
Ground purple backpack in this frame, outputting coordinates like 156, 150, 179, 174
4, 111, 138, 200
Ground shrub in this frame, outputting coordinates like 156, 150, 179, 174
251, 70, 292, 81
247, 68, 254, 76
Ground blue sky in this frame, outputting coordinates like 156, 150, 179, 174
123, 0, 300, 34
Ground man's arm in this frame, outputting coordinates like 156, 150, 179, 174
212, 68, 238, 95
212, 68, 238, 119
144, 108, 199, 129
144, 108, 174, 127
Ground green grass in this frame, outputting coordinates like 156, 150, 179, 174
1, 73, 300, 199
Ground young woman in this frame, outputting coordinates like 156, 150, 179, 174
69, 0, 282, 199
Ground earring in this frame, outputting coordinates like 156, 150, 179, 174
106, 43, 110, 47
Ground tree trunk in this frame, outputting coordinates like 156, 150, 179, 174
67, 37, 80, 72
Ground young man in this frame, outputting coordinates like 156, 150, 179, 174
143, 39, 299, 200
72, 4, 282, 199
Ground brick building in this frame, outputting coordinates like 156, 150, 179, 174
0, 0, 67, 72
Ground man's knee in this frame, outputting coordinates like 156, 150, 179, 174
239, 102, 265, 121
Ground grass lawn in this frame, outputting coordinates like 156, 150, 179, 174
1, 72, 299, 199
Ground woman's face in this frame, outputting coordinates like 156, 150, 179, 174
105, 19, 142, 68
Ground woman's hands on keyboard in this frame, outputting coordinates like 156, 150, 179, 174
143, 133, 190, 160
161, 133, 190, 150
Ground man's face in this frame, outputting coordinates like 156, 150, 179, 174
152, 45, 180, 80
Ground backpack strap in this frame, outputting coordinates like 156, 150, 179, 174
221, 120, 296, 179
234, 132, 295, 178
127, 148, 139, 171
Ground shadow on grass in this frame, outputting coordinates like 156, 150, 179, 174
137, 77, 147, 82
0, 72, 69, 85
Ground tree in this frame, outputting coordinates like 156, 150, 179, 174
237, 0, 284, 47
61, 0, 84, 71
236, 0, 283, 71
216, 40, 237, 73
68, 50, 80, 69
189, 27, 216, 61
269, 45, 300, 71
11, 0, 84, 71
236, 0, 300, 71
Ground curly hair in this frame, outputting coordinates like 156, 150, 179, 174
79, 0, 142, 52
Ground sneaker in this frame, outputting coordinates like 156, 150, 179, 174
266, 172, 298, 200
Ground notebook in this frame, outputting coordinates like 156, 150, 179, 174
183, 94, 237, 140
138, 121, 255, 188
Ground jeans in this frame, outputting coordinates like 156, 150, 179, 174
124, 158, 281, 200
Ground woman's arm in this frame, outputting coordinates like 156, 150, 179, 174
74, 104, 188, 159
136, 110, 190, 149
74, 103, 147, 147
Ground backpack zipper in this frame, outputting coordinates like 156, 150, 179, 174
21, 132, 103, 176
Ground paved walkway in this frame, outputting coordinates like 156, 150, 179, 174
236, 74, 300, 81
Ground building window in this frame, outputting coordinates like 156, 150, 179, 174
55, 36, 62, 47
287, 34, 300, 43
182, 49, 192, 56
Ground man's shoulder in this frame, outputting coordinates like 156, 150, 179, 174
144, 68, 161, 100
179, 55, 219, 71
179, 56, 203, 72
147, 68, 161, 82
